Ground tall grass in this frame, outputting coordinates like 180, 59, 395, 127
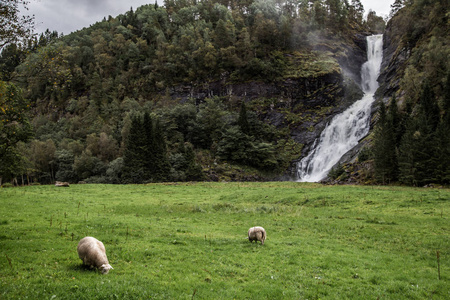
0, 182, 448, 299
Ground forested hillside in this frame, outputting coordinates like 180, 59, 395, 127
1, 0, 385, 185
5, 0, 448, 187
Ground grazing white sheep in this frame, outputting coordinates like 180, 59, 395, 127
248, 226, 266, 245
77, 236, 113, 274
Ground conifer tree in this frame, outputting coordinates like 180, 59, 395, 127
238, 101, 250, 135
443, 72, 450, 125
122, 115, 146, 183
435, 118, 450, 184
419, 82, 440, 132
390, 0, 404, 17
388, 95, 403, 146
398, 116, 418, 185
153, 119, 170, 181
143, 112, 156, 179
435, 72, 450, 183
373, 101, 397, 184
184, 143, 204, 181
399, 82, 440, 185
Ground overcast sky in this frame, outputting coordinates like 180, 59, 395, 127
28, 0, 394, 35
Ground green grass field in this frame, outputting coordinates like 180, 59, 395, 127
0, 182, 449, 299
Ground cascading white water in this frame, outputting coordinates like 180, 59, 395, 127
297, 34, 383, 182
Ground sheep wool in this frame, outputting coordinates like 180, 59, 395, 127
77, 236, 113, 274
248, 226, 266, 245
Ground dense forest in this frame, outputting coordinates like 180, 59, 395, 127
0, 0, 448, 186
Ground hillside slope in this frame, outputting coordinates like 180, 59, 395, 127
3, 0, 384, 184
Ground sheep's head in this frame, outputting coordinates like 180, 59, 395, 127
100, 264, 113, 274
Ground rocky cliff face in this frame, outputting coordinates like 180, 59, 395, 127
168, 33, 368, 165
168, 71, 341, 108
376, 20, 407, 101
162, 33, 369, 180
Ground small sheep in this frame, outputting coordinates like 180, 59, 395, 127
77, 236, 113, 274
248, 226, 266, 245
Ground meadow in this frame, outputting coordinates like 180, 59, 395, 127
0, 182, 448, 299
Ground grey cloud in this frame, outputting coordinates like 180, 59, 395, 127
29, 0, 156, 34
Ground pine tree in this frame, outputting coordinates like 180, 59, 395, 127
399, 82, 440, 185
143, 112, 156, 180
435, 72, 450, 184
419, 82, 440, 132
435, 119, 450, 184
390, 0, 404, 17
122, 115, 146, 183
389, 95, 403, 147
153, 119, 170, 181
398, 116, 418, 186
373, 101, 397, 184
442, 71, 450, 125
184, 143, 204, 181
122, 114, 172, 183
238, 101, 250, 135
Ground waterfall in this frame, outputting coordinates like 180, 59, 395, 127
297, 34, 383, 182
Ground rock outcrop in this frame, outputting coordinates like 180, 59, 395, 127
376, 20, 408, 101
164, 33, 369, 180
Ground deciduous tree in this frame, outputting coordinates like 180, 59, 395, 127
0, 0, 35, 49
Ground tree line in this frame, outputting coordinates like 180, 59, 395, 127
373, 78, 450, 186
1, 0, 384, 185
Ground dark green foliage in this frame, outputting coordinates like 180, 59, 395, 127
122, 113, 170, 183
171, 142, 204, 181
366, 10, 386, 33
161, 103, 197, 145
435, 119, 450, 184
0, 43, 26, 81
217, 126, 251, 164
247, 140, 277, 170
435, 74, 450, 184
184, 146, 204, 181
443, 72, 450, 123
371, 0, 449, 186
191, 97, 227, 149
0, 82, 33, 154
105, 157, 124, 184
373, 100, 398, 184
328, 163, 346, 180
54, 150, 77, 182
0, 82, 33, 184
143, 112, 156, 179
122, 116, 146, 183
357, 146, 372, 162
73, 151, 107, 181
398, 82, 441, 186
0, 147, 24, 184
388, 95, 403, 146
418, 82, 440, 132
390, 0, 405, 17
216, 125, 277, 171
153, 119, 171, 181
374, 81, 450, 186
13, 0, 371, 108
238, 101, 250, 135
